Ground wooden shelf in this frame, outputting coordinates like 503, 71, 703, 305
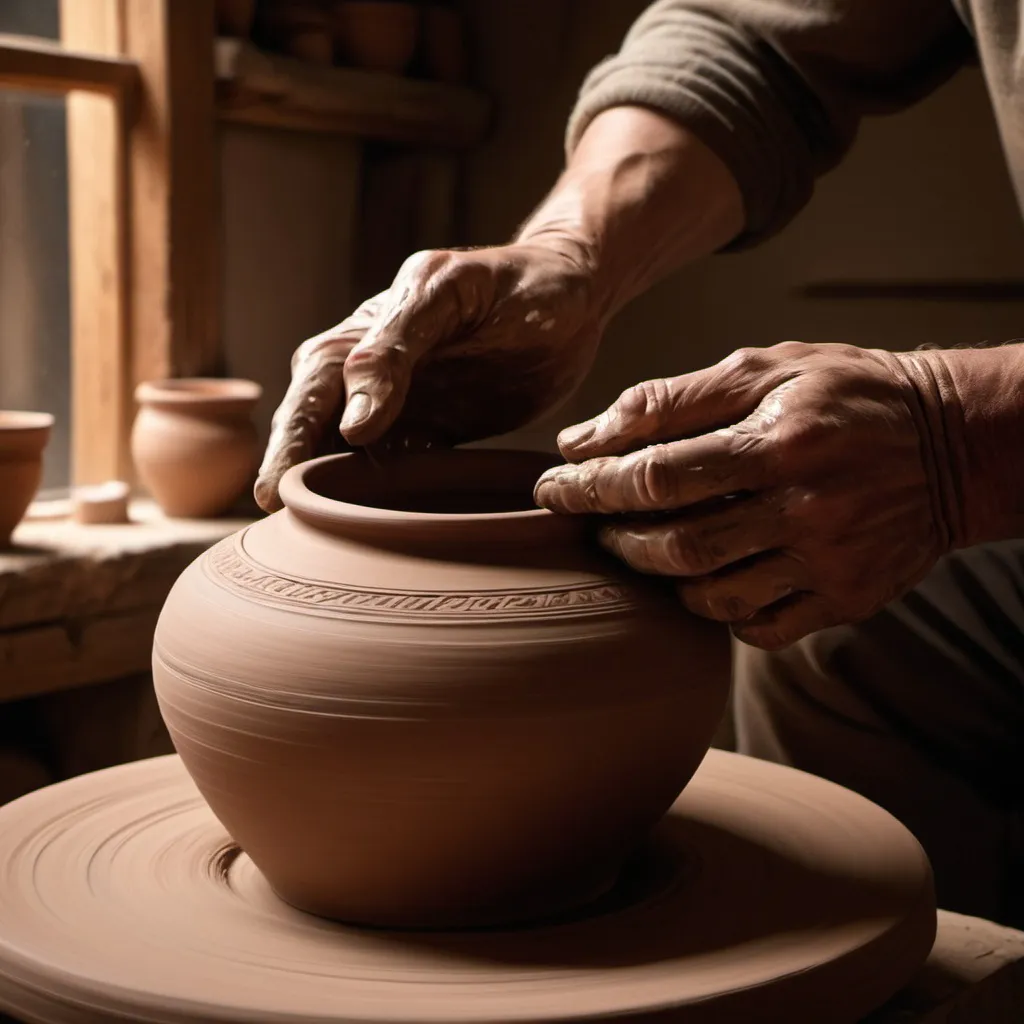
214, 39, 489, 147
0, 501, 251, 703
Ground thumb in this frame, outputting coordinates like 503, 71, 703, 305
340, 250, 476, 445
557, 348, 780, 461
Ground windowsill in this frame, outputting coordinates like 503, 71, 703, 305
0, 500, 254, 703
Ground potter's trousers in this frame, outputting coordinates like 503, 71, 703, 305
733, 540, 1024, 929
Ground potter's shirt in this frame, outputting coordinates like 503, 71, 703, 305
567, 0, 1023, 249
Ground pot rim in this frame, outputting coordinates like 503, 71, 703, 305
135, 378, 262, 406
278, 449, 578, 543
0, 411, 55, 432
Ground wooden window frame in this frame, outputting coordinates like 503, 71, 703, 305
0, 0, 219, 486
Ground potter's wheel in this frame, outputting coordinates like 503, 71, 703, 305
0, 751, 935, 1024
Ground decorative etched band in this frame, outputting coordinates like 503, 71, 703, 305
202, 536, 636, 622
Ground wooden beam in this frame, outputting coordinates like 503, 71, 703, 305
0, 33, 138, 99
216, 39, 490, 147
61, 0, 132, 484
123, 0, 221, 386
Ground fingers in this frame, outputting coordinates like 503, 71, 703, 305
557, 347, 792, 462
254, 331, 353, 512
596, 493, 791, 576
675, 552, 808, 622
730, 593, 840, 651
341, 251, 488, 445
534, 426, 767, 515
254, 294, 386, 512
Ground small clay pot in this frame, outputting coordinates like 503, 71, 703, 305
154, 449, 731, 928
216, 0, 257, 37
421, 3, 467, 84
0, 411, 53, 548
332, 1, 419, 75
131, 379, 261, 520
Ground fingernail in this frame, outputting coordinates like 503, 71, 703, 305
341, 392, 372, 433
558, 420, 596, 450
534, 472, 560, 506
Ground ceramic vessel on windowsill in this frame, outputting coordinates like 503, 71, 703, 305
152, 447, 731, 929
0, 411, 54, 548
131, 378, 261, 520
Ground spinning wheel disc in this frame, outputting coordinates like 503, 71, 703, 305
0, 751, 934, 1023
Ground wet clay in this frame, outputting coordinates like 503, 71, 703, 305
131, 379, 261, 519
153, 449, 732, 928
0, 750, 935, 1023
0, 412, 53, 548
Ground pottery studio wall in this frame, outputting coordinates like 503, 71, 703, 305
221, 126, 361, 438
453, 0, 1024, 452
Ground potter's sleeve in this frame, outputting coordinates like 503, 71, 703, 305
566, 0, 974, 247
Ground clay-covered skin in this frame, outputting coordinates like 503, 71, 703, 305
0, 751, 936, 1023
0, 411, 53, 547
536, 340, 1024, 651
253, 108, 744, 513
253, 250, 603, 514
154, 448, 731, 929
132, 379, 261, 518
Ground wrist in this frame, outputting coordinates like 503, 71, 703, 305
893, 344, 1024, 548
516, 106, 743, 321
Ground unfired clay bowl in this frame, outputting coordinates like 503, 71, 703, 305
153, 449, 730, 929
131, 378, 261, 519
0, 411, 54, 548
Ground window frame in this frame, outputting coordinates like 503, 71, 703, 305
0, 0, 219, 485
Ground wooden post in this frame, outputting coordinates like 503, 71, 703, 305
122, 0, 221, 387
62, 0, 221, 482
61, 1, 132, 483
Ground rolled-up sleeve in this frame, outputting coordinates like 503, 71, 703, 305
567, 0, 974, 247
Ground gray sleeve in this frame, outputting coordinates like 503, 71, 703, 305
567, 0, 974, 247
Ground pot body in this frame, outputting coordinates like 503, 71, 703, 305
153, 450, 730, 928
0, 412, 53, 547
131, 379, 260, 518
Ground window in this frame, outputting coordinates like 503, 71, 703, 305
0, 0, 219, 488
0, 2, 69, 491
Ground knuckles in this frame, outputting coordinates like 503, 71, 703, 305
614, 378, 679, 427
663, 526, 718, 576
631, 445, 677, 508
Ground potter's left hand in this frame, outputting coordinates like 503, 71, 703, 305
535, 340, 1024, 650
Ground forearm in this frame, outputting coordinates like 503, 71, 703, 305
514, 106, 744, 320
902, 344, 1024, 547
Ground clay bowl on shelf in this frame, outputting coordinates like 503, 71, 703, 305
153, 448, 731, 930
131, 378, 261, 520
331, 0, 419, 75
0, 411, 54, 548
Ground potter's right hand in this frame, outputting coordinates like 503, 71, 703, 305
254, 244, 603, 512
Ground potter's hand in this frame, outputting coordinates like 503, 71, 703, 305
254, 245, 602, 511
534, 341, 1010, 650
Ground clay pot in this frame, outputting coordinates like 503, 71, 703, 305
216, 0, 257, 38
131, 379, 261, 519
0, 411, 53, 548
421, 3, 467, 84
332, 1, 419, 75
153, 449, 730, 929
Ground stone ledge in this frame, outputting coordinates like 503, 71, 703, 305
0, 501, 252, 703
